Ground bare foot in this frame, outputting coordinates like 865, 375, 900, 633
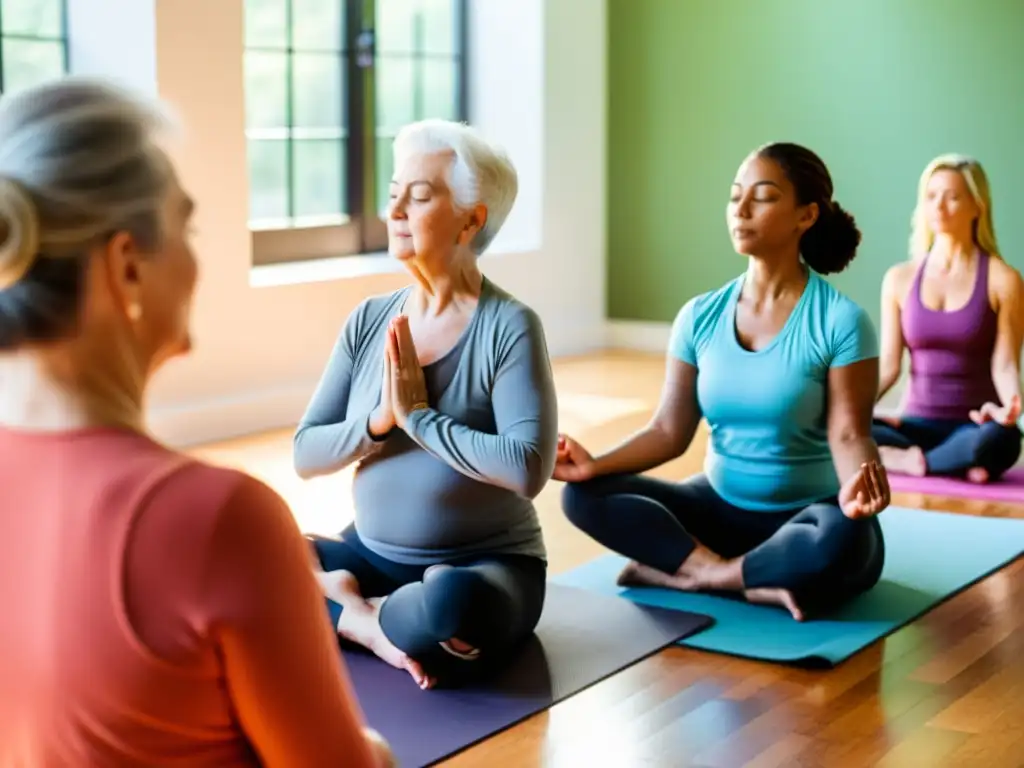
966, 466, 990, 484
617, 546, 740, 592
329, 572, 435, 690
744, 587, 804, 621
879, 445, 927, 476
617, 560, 702, 589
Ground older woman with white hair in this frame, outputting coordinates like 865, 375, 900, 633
0, 78, 392, 766
294, 119, 558, 690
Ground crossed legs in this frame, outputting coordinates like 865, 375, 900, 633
312, 526, 546, 689
562, 473, 885, 620
872, 417, 1022, 482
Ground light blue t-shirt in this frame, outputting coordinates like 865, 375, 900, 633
669, 271, 878, 512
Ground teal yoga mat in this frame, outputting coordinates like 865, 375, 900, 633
552, 506, 1024, 667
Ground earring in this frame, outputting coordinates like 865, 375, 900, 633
126, 303, 142, 322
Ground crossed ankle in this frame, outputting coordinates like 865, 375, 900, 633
680, 548, 742, 592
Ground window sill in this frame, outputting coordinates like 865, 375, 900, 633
248, 238, 541, 289
249, 252, 405, 288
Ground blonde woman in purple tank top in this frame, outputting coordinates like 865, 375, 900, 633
874, 155, 1023, 482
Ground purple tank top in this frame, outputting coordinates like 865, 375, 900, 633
901, 251, 1000, 421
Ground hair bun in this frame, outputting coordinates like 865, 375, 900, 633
0, 177, 40, 290
827, 202, 861, 253
800, 199, 862, 275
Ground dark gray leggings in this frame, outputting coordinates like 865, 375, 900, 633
562, 473, 884, 616
871, 417, 1021, 479
313, 525, 546, 686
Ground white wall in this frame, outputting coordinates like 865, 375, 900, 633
68, 0, 606, 448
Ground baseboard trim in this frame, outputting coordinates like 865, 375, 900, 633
605, 320, 672, 354
146, 382, 316, 449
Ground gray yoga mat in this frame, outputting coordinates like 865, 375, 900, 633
342, 582, 712, 767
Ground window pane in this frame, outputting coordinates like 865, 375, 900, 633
1, 0, 64, 37
420, 0, 457, 55
293, 139, 345, 219
292, 0, 343, 51
292, 52, 344, 129
420, 59, 457, 120
375, 135, 395, 217
244, 0, 287, 48
248, 139, 289, 222
375, 56, 415, 134
376, 0, 415, 54
378, 0, 458, 55
244, 51, 288, 130
2, 39, 63, 93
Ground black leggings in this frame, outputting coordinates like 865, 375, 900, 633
871, 417, 1021, 479
562, 473, 884, 616
313, 525, 546, 685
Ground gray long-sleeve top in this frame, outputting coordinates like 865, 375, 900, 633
293, 277, 558, 565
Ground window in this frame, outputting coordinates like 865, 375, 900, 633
244, 0, 468, 266
0, 0, 69, 94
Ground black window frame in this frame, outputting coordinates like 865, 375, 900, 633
247, 0, 470, 267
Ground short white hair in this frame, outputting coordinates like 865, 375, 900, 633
393, 119, 517, 255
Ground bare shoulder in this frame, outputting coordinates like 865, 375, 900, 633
881, 261, 916, 306
989, 257, 1023, 300
883, 261, 915, 290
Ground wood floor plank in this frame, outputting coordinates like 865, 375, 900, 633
874, 726, 972, 767
188, 351, 1024, 768
944, 703, 1024, 767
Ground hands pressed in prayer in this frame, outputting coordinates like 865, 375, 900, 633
368, 339, 396, 437
387, 315, 430, 428
838, 460, 890, 519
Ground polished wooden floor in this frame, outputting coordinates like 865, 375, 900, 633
190, 351, 1024, 768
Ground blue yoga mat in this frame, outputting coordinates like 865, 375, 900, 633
553, 506, 1024, 667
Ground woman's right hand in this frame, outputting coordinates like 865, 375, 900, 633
368, 347, 396, 437
552, 433, 597, 482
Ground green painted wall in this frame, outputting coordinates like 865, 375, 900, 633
607, 0, 1024, 324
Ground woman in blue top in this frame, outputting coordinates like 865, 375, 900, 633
556, 143, 890, 621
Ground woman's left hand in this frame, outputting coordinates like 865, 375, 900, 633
387, 315, 429, 427
838, 460, 890, 519
970, 395, 1021, 427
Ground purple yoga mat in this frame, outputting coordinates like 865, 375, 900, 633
342, 583, 712, 767
888, 467, 1024, 503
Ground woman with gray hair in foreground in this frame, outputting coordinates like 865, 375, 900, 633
0, 77, 392, 767
295, 119, 558, 690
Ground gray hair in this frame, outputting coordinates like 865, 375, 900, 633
0, 76, 175, 348
393, 119, 517, 255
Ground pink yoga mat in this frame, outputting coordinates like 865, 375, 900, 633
887, 467, 1024, 503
